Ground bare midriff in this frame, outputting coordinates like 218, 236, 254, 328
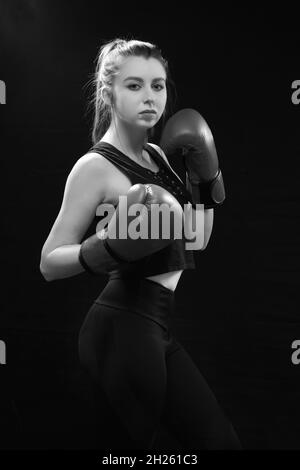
146, 269, 183, 292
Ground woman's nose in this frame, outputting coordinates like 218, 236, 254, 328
144, 96, 155, 105
143, 89, 155, 102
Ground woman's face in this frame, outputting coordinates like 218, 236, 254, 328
111, 55, 167, 130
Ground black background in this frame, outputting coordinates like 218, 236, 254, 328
0, 0, 300, 450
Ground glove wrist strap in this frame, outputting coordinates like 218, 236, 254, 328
190, 169, 225, 209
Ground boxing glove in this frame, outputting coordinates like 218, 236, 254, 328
79, 183, 183, 275
160, 108, 225, 209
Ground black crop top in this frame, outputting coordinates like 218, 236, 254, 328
84, 141, 196, 277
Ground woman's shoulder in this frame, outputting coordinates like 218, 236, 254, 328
147, 142, 165, 157
147, 142, 170, 165
63, 151, 113, 195
147, 143, 184, 184
73, 150, 113, 175
80, 149, 108, 164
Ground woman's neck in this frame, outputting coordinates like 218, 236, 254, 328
101, 125, 148, 163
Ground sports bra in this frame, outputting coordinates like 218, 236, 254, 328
83, 141, 196, 277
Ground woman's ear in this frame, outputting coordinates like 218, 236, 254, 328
101, 87, 112, 106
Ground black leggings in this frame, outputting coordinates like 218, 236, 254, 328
78, 275, 242, 450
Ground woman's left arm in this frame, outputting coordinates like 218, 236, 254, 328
152, 143, 215, 251
203, 208, 214, 249
186, 206, 214, 251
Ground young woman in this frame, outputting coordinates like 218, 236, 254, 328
40, 38, 242, 450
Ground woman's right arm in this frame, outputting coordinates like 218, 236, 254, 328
39, 153, 108, 281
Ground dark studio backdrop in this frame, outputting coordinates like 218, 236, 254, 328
0, 0, 299, 451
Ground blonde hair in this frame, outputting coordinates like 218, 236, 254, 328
85, 37, 177, 145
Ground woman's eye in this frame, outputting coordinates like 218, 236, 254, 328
128, 84, 140, 90
128, 84, 165, 91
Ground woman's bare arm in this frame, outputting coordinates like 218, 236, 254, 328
202, 208, 214, 249
153, 143, 214, 250
40, 153, 108, 281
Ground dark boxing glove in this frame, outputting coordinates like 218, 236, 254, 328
160, 108, 225, 209
79, 183, 183, 275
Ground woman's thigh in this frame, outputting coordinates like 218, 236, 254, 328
78, 303, 169, 447
161, 343, 242, 450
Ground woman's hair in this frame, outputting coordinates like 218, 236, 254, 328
85, 37, 177, 145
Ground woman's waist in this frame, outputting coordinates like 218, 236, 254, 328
95, 274, 175, 325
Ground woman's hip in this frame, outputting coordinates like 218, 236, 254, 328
93, 274, 175, 331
